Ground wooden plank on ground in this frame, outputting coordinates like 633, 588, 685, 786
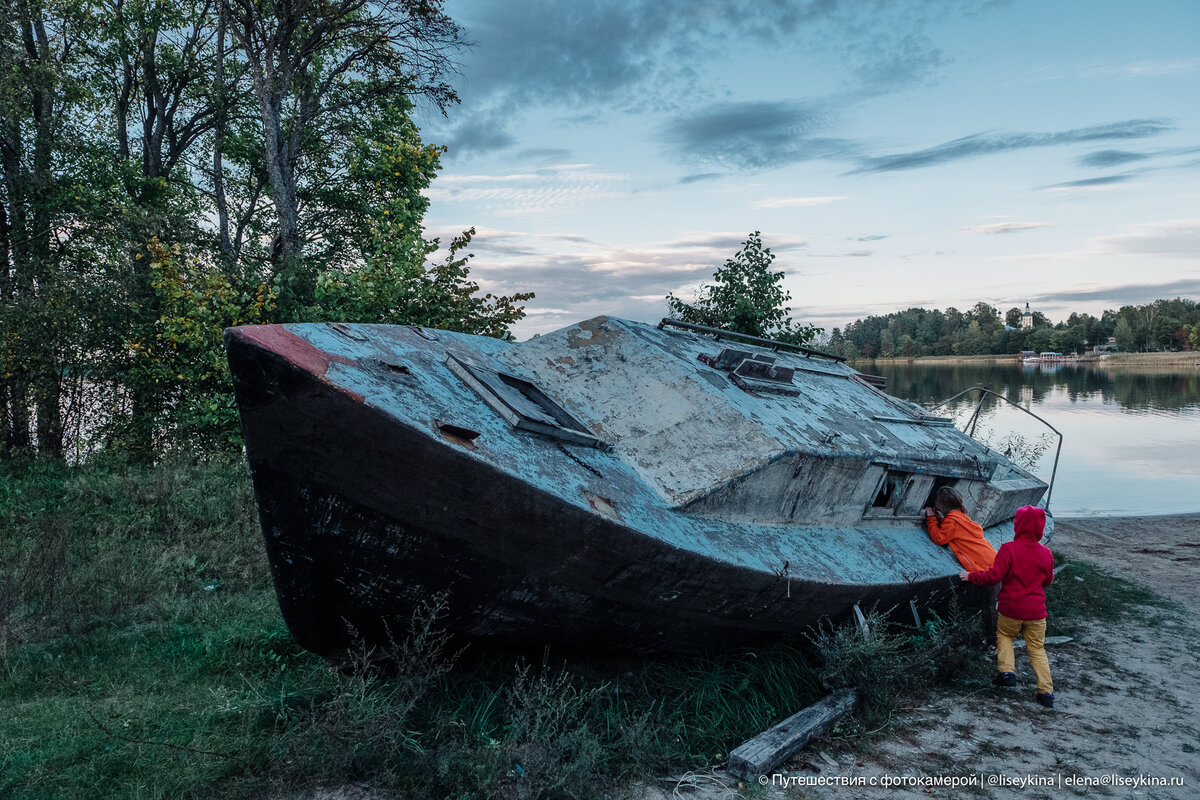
727, 689, 858, 779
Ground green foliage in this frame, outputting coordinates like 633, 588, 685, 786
109, 239, 277, 453
0, 0, 531, 461
667, 231, 821, 345
315, 227, 534, 340
1113, 317, 1136, 353
827, 297, 1200, 361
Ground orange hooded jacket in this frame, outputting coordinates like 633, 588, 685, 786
925, 509, 996, 571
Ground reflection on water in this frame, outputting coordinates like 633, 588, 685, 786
865, 362, 1200, 518
871, 362, 1200, 413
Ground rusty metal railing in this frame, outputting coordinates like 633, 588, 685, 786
927, 386, 1063, 512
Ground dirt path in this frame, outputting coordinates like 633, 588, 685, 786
644, 514, 1200, 800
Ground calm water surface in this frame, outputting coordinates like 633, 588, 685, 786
866, 362, 1200, 518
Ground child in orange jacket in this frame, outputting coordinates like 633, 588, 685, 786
922, 486, 996, 571
923, 486, 998, 644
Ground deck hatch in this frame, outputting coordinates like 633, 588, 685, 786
733, 358, 794, 384
698, 348, 775, 370
446, 354, 606, 448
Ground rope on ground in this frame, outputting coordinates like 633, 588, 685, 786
661, 767, 745, 799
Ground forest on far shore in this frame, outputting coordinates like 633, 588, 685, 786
821, 297, 1200, 361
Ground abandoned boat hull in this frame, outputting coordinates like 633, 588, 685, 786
226, 318, 1050, 655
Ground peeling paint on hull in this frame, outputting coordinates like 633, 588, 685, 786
225, 317, 1051, 655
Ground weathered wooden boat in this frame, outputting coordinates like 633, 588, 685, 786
225, 316, 1052, 655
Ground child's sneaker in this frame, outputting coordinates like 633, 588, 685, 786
1035, 692, 1055, 708
993, 672, 1017, 687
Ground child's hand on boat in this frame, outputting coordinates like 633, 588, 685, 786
958, 570, 970, 581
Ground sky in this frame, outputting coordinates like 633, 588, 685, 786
417, 0, 1200, 340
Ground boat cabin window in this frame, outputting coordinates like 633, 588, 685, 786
923, 476, 959, 509
872, 470, 911, 509
445, 354, 606, 448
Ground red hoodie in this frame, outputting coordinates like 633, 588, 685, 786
967, 506, 1054, 620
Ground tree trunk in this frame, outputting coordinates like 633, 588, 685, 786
213, 2, 232, 264
35, 369, 62, 458
0, 134, 33, 456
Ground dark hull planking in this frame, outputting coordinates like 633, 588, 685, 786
228, 329, 959, 655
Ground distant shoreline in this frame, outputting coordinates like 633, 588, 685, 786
851, 351, 1200, 369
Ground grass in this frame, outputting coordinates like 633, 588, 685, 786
1044, 555, 1181, 637
1, 459, 1174, 798
0, 459, 833, 799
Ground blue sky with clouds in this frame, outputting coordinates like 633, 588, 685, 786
418, 0, 1200, 338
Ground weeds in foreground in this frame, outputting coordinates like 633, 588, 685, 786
810, 599, 988, 731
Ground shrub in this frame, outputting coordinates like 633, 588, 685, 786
810, 600, 987, 731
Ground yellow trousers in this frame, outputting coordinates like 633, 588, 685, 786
997, 613, 1053, 694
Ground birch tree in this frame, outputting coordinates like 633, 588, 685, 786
222, 0, 463, 311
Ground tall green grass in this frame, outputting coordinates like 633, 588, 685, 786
0, 459, 830, 798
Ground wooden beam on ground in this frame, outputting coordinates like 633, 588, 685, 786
727, 689, 858, 780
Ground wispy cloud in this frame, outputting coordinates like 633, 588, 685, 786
1078, 149, 1152, 168
851, 32, 946, 92
440, 109, 516, 157
1027, 278, 1200, 307
516, 147, 573, 163
659, 100, 857, 170
752, 196, 846, 209
1007, 219, 1200, 264
1096, 219, 1200, 259
1042, 175, 1136, 192
849, 119, 1172, 174
1082, 58, 1200, 78
960, 221, 1053, 235
426, 165, 631, 215
1017, 57, 1200, 84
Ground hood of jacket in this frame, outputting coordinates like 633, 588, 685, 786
1014, 505, 1046, 542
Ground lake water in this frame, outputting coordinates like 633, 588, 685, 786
864, 361, 1200, 518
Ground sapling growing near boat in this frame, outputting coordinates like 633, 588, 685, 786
666, 231, 822, 345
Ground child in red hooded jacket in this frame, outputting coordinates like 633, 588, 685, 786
959, 505, 1056, 708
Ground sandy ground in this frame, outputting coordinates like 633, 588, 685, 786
642, 514, 1200, 800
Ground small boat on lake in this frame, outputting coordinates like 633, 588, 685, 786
226, 316, 1051, 655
